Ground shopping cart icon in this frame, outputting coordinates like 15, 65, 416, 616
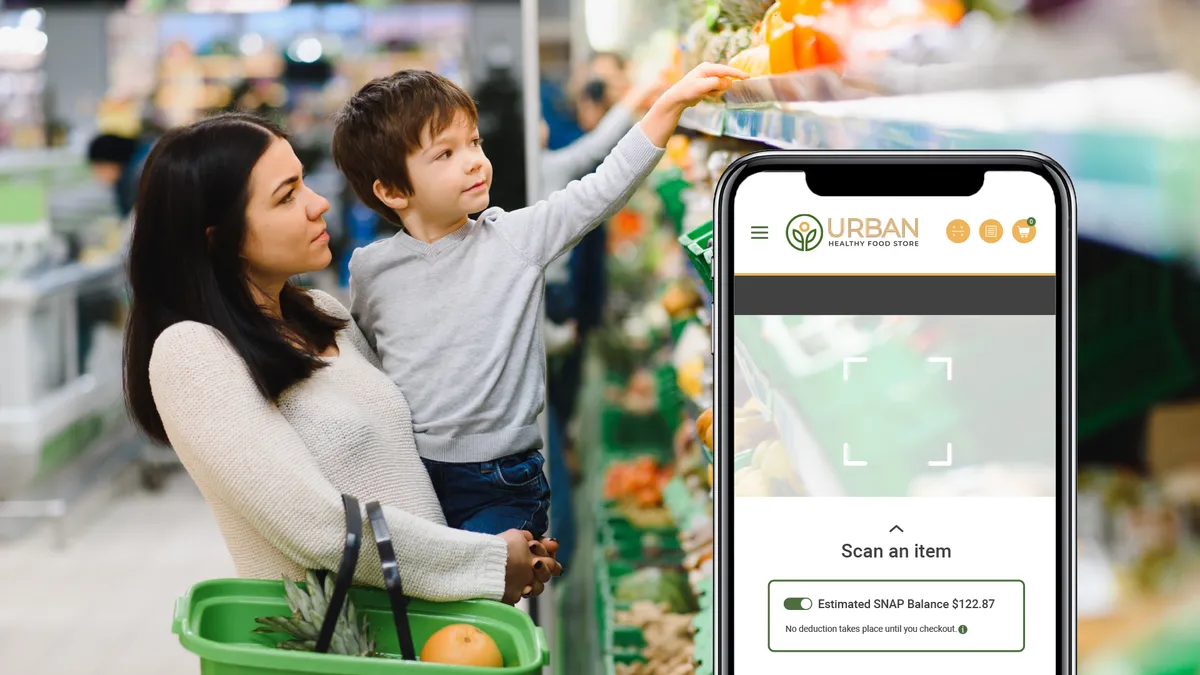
1013, 217, 1036, 243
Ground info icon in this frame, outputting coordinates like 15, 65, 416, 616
946, 219, 970, 243
1013, 217, 1037, 243
979, 219, 1004, 244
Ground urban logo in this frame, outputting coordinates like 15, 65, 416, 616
786, 214, 823, 252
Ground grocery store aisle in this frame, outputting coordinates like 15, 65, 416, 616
0, 472, 233, 675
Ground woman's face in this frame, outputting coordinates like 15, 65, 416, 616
242, 137, 332, 287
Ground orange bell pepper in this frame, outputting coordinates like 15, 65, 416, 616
814, 28, 844, 64
767, 17, 797, 74
793, 26, 818, 70
791, 0, 825, 16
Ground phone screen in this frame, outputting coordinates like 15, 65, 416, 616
717, 159, 1072, 674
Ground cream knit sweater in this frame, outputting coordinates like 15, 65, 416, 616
148, 290, 509, 602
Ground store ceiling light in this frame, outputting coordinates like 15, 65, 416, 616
292, 37, 323, 64
0, 26, 47, 56
17, 9, 44, 31
185, 0, 290, 14
240, 33, 264, 56
585, 0, 631, 52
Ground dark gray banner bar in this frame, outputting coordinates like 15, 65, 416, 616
732, 276, 1056, 315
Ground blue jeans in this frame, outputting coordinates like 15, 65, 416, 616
421, 450, 551, 538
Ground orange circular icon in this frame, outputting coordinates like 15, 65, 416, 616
946, 219, 970, 243
979, 219, 1003, 244
1013, 218, 1037, 243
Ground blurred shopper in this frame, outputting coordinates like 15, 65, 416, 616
540, 75, 667, 570
81, 132, 154, 375
541, 77, 583, 150
544, 55, 665, 484
571, 51, 631, 130
123, 113, 560, 604
86, 132, 153, 220
473, 48, 527, 213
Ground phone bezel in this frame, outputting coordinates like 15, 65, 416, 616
712, 151, 1077, 674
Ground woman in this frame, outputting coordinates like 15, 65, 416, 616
123, 113, 559, 604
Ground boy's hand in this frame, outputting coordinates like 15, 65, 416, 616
639, 62, 748, 148
660, 62, 749, 111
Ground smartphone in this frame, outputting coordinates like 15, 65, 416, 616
713, 152, 1075, 675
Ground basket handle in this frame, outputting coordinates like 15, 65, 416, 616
366, 500, 417, 661
314, 494, 363, 654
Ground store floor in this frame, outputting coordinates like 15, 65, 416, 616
0, 472, 234, 675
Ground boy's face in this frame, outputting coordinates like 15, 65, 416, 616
404, 111, 492, 223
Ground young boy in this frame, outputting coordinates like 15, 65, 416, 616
332, 63, 745, 540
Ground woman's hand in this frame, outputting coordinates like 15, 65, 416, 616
499, 530, 563, 604
621, 75, 671, 114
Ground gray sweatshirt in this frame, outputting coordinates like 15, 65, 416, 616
349, 124, 665, 463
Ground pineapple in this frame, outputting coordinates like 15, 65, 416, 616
253, 570, 378, 657
723, 25, 755, 62
703, 25, 755, 65
719, 0, 775, 28
683, 19, 718, 69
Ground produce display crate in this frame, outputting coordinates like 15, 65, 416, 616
597, 445, 676, 474
669, 317, 691, 344
678, 222, 713, 294
598, 557, 695, 672
600, 523, 684, 563
692, 576, 713, 675
1077, 253, 1200, 439
594, 442, 699, 675
655, 364, 684, 431
173, 579, 549, 674
652, 168, 690, 235
600, 407, 675, 451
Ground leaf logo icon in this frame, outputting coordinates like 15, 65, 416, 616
785, 214, 823, 252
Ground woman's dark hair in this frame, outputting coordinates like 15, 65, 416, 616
123, 112, 346, 444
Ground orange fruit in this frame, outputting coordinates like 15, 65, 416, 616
421, 624, 503, 667
696, 408, 714, 440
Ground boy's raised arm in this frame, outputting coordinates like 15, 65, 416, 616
493, 63, 747, 268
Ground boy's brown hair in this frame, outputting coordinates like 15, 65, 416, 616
332, 70, 479, 225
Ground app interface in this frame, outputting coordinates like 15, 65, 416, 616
728, 171, 1059, 673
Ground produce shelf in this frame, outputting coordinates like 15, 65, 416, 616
683, 257, 712, 310
594, 440, 707, 675
680, 72, 1200, 260
678, 221, 714, 298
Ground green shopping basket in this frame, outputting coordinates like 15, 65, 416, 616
173, 496, 549, 674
